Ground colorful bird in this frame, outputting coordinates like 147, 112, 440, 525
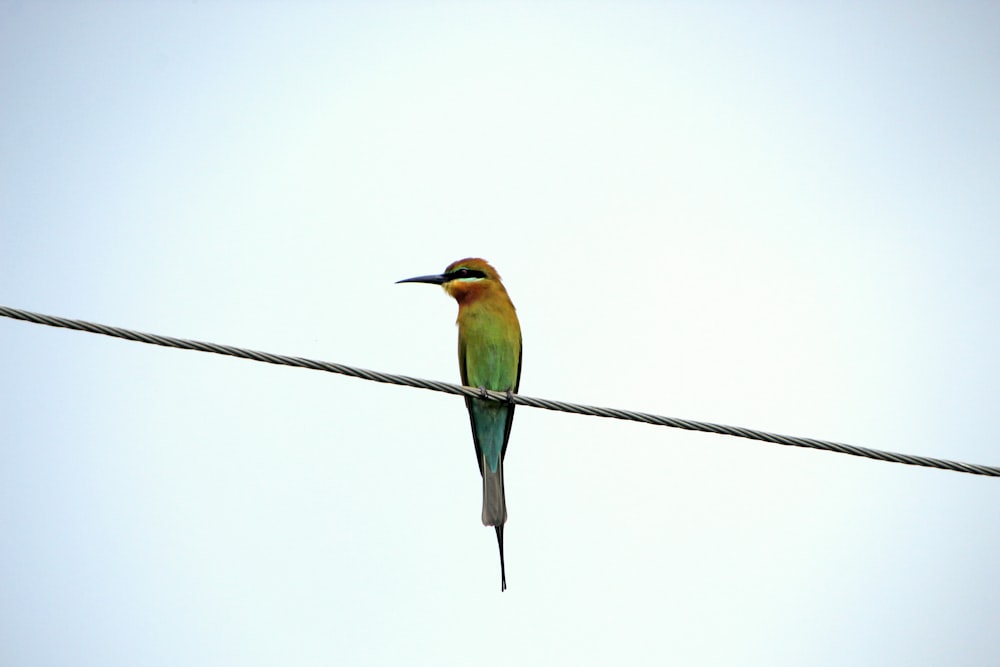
397, 258, 522, 591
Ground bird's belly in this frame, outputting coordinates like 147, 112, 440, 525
465, 339, 518, 391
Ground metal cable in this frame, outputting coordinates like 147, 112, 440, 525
3, 304, 998, 478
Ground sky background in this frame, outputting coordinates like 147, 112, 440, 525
2, 2, 999, 665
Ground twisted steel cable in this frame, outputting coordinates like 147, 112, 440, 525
3, 304, 998, 478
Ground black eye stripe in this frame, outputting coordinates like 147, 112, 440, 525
445, 268, 487, 281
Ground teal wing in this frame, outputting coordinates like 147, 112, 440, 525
499, 338, 522, 461
459, 332, 521, 475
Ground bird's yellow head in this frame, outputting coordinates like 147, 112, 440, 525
397, 258, 509, 305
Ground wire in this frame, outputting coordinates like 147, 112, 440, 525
2, 304, 998, 478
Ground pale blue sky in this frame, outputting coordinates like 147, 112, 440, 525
2, 2, 999, 666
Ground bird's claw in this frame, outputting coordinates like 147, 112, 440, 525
476, 386, 515, 404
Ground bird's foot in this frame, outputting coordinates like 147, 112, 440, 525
506, 389, 515, 404
479, 385, 489, 399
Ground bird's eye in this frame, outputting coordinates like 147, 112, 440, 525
446, 267, 485, 281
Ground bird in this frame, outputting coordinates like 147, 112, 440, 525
397, 258, 522, 591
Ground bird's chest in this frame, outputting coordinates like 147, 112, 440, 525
459, 312, 519, 391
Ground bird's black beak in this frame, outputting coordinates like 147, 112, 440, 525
396, 273, 448, 285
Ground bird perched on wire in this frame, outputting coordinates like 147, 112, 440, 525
397, 258, 522, 591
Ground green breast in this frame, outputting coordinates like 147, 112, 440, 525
459, 308, 521, 391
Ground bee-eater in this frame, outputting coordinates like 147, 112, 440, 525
397, 258, 522, 591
